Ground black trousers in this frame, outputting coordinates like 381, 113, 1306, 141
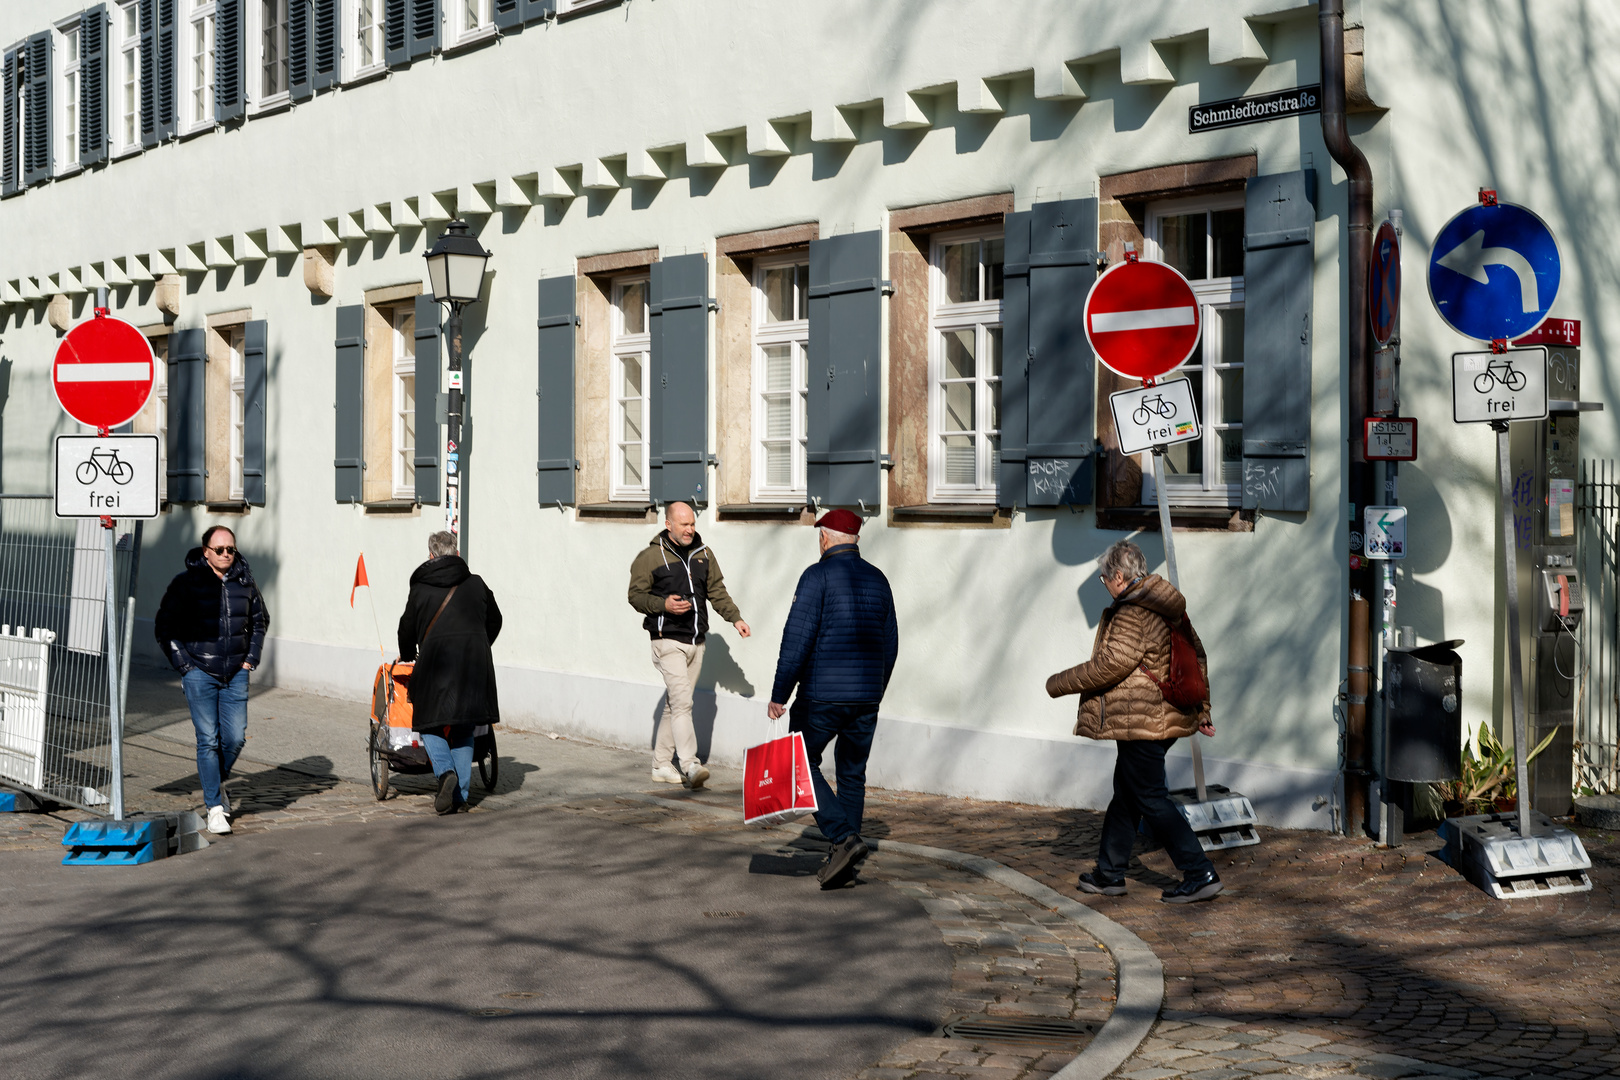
1096, 737, 1215, 879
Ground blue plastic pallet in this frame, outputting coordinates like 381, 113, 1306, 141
0, 791, 41, 812
61, 819, 168, 866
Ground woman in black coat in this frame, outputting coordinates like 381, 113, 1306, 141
398, 530, 502, 814
153, 525, 270, 836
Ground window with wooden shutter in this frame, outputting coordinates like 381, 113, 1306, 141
536, 275, 578, 506
751, 255, 810, 503
1240, 169, 1316, 514
287, 0, 310, 99
492, 0, 521, 30
1024, 197, 1097, 507
517, 0, 551, 23
408, 0, 438, 60
648, 253, 711, 507
241, 320, 267, 505
807, 230, 884, 509
168, 328, 207, 503
23, 31, 53, 186
2, 48, 19, 197
413, 293, 441, 504
610, 275, 650, 503
334, 304, 365, 503
382, 0, 408, 66
996, 210, 1030, 507
79, 5, 109, 168
214, 0, 244, 122
310, 0, 339, 89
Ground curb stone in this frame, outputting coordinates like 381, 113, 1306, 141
624, 792, 1164, 1080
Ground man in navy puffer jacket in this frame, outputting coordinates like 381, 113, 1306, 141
768, 509, 898, 889
154, 526, 269, 835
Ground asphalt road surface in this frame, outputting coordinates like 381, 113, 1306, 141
0, 806, 950, 1080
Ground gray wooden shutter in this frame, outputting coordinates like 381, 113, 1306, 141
311, 0, 340, 90
243, 320, 267, 506
167, 328, 206, 503
807, 230, 884, 509
648, 253, 710, 506
334, 304, 364, 503
1025, 197, 1097, 506
2, 49, 18, 197
536, 275, 577, 506
997, 210, 1031, 507
409, 0, 439, 60
383, 0, 409, 66
139, 0, 157, 145
518, 0, 553, 22
288, 0, 311, 100
413, 294, 441, 504
1241, 169, 1317, 513
493, 0, 521, 30
79, 6, 109, 167
214, 0, 244, 123
154, 0, 177, 141
22, 32, 52, 186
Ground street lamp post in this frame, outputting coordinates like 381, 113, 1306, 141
423, 220, 492, 547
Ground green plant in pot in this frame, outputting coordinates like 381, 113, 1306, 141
1433, 720, 1559, 817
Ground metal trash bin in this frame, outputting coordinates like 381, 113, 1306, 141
1385, 639, 1463, 783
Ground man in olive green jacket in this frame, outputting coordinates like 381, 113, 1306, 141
627, 501, 749, 789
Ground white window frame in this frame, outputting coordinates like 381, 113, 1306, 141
750, 254, 810, 504
226, 326, 245, 501
555, 0, 618, 14
450, 0, 496, 46
391, 307, 417, 500
348, 0, 384, 80
253, 0, 290, 108
56, 17, 81, 172
115, 1, 140, 156
927, 226, 1004, 504
1142, 193, 1246, 508
610, 275, 651, 504
184, 0, 216, 132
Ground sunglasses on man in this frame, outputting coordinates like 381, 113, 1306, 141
207, 545, 238, 555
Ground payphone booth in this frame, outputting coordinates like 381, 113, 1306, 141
1504, 319, 1595, 817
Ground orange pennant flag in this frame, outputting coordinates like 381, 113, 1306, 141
351, 553, 369, 608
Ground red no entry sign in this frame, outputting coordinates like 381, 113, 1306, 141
1084, 259, 1202, 380
52, 314, 156, 429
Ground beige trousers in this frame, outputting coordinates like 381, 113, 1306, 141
651, 638, 705, 770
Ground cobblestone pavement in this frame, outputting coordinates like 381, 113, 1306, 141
840, 789, 1620, 1080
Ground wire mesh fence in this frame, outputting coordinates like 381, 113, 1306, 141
1577, 460, 1620, 795
0, 494, 140, 813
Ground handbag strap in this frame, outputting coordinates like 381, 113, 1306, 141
420, 585, 459, 645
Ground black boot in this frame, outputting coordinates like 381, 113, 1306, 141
434, 772, 460, 815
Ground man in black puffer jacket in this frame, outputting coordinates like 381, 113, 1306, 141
154, 525, 270, 835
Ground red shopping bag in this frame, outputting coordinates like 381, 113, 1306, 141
743, 728, 818, 826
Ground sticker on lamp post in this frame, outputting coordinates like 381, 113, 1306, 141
1364, 505, 1407, 560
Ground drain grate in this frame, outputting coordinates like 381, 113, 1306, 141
466, 1008, 514, 1018
941, 1015, 1098, 1049
499, 992, 542, 999
702, 910, 747, 918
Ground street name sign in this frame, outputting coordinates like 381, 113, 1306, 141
54, 434, 160, 519
1084, 259, 1203, 381
1365, 417, 1418, 461
1111, 378, 1201, 456
1452, 346, 1548, 424
1369, 220, 1400, 347
51, 315, 157, 430
1428, 201, 1561, 342
1364, 505, 1408, 559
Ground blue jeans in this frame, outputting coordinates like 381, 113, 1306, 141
1096, 738, 1215, 880
798, 701, 880, 846
421, 728, 474, 802
181, 667, 249, 810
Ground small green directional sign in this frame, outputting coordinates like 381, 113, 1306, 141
1364, 505, 1407, 560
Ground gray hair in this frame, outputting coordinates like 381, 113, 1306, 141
1099, 540, 1148, 583
427, 531, 458, 558
820, 527, 858, 546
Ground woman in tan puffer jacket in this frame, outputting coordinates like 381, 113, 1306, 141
1046, 540, 1222, 904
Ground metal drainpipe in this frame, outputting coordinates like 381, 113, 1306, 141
1321, 0, 1376, 837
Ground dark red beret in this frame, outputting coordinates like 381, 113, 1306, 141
815, 508, 863, 535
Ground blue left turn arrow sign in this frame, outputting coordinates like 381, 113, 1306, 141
1427, 201, 1561, 342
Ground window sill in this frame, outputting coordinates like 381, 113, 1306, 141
347, 64, 388, 87
364, 499, 420, 515
205, 501, 250, 514
252, 95, 292, 119
178, 122, 216, 142
444, 26, 498, 54
1095, 505, 1253, 533
557, 0, 622, 20
891, 504, 1010, 528
718, 503, 812, 524
578, 502, 655, 522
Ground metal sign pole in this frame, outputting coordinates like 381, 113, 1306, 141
1152, 445, 1207, 802
1494, 419, 1532, 840
103, 516, 123, 821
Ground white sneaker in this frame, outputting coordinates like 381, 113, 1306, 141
206, 805, 232, 835
650, 764, 684, 785
682, 763, 710, 790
